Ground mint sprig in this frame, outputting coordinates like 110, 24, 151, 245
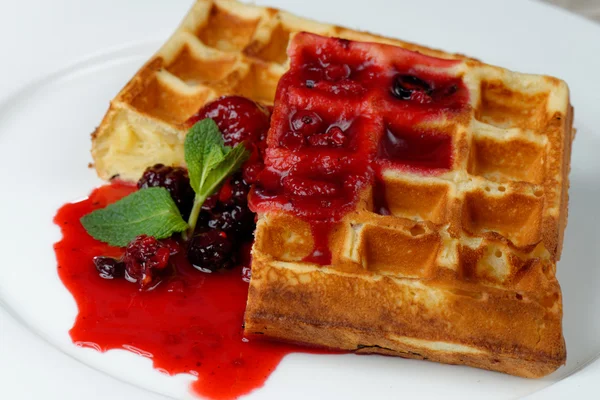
80, 118, 249, 246
80, 187, 188, 247
184, 119, 249, 239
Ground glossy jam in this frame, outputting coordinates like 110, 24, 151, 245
377, 126, 453, 171
186, 95, 270, 150
54, 35, 469, 398
54, 183, 327, 400
249, 33, 469, 263
372, 178, 391, 216
303, 222, 335, 265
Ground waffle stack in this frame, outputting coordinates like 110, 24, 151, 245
243, 32, 572, 378
91, 0, 471, 182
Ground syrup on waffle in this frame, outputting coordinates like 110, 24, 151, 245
244, 32, 572, 378
91, 0, 472, 182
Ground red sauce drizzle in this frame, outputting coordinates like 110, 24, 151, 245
249, 33, 469, 264
54, 182, 327, 400
53, 34, 469, 398
303, 222, 335, 265
372, 178, 391, 216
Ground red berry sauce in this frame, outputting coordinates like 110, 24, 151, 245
249, 33, 469, 264
54, 33, 470, 398
54, 183, 329, 400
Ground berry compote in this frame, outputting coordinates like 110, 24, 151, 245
55, 183, 332, 400
249, 33, 469, 264
54, 95, 334, 400
54, 32, 471, 399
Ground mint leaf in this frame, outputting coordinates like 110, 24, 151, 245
184, 119, 226, 193
80, 187, 188, 247
199, 143, 249, 198
183, 118, 250, 239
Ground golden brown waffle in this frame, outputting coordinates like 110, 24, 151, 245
90, 0, 573, 379
243, 32, 572, 378
91, 0, 473, 182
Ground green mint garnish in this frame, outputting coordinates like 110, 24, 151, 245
80, 118, 249, 245
183, 119, 249, 239
80, 187, 188, 247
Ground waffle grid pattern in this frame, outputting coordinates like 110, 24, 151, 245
89, 0, 573, 377
256, 33, 569, 293
245, 33, 572, 377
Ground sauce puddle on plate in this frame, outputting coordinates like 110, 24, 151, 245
54, 182, 329, 400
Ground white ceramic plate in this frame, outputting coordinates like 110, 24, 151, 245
1, 0, 599, 399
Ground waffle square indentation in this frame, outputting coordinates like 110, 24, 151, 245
360, 224, 441, 277
196, 4, 260, 52
379, 176, 451, 224
476, 79, 549, 130
461, 190, 543, 248
468, 135, 546, 184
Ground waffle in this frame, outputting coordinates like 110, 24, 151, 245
91, 0, 473, 182
243, 32, 572, 378
90, 0, 573, 379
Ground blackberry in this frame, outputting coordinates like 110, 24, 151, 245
391, 75, 432, 100
138, 164, 195, 219
195, 210, 212, 230
201, 193, 219, 211
219, 173, 250, 206
123, 235, 175, 290
187, 230, 235, 272
93, 256, 125, 279
207, 205, 254, 238
229, 177, 250, 205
